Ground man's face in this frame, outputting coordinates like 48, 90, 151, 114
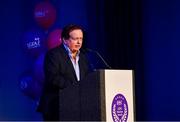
64, 29, 83, 53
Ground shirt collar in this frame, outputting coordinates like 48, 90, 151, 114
63, 43, 80, 58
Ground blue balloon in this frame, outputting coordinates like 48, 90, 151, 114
33, 53, 45, 84
22, 28, 47, 57
19, 72, 42, 100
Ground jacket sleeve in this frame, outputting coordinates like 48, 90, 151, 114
43, 50, 69, 90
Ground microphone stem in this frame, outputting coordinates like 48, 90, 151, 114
95, 51, 111, 69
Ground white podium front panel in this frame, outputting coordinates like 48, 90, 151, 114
102, 70, 135, 122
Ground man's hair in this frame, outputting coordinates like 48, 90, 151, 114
61, 24, 84, 40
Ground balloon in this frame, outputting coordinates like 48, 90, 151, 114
33, 53, 45, 84
19, 73, 42, 100
47, 29, 62, 49
34, 1, 56, 29
22, 28, 46, 57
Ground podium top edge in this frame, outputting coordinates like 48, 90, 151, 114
98, 69, 134, 71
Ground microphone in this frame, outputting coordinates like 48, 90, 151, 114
84, 48, 111, 69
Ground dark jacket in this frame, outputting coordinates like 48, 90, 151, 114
37, 44, 90, 121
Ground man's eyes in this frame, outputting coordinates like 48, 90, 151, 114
71, 37, 83, 40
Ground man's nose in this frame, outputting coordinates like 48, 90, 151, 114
77, 39, 81, 44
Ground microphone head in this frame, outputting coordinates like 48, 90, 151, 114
81, 48, 94, 53
85, 48, 93, 52
81, 48, 111, 69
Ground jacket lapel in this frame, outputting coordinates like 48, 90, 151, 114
61, 45, 78, 81
79, 53, 87, 81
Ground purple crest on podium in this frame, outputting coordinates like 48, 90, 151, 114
111, 93, 128, 122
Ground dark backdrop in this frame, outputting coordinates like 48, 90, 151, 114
0, 0, 180, 121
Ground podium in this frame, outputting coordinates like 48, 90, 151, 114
80, 69, 135, 122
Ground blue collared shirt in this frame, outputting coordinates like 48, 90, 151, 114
63, 43, 80, 81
